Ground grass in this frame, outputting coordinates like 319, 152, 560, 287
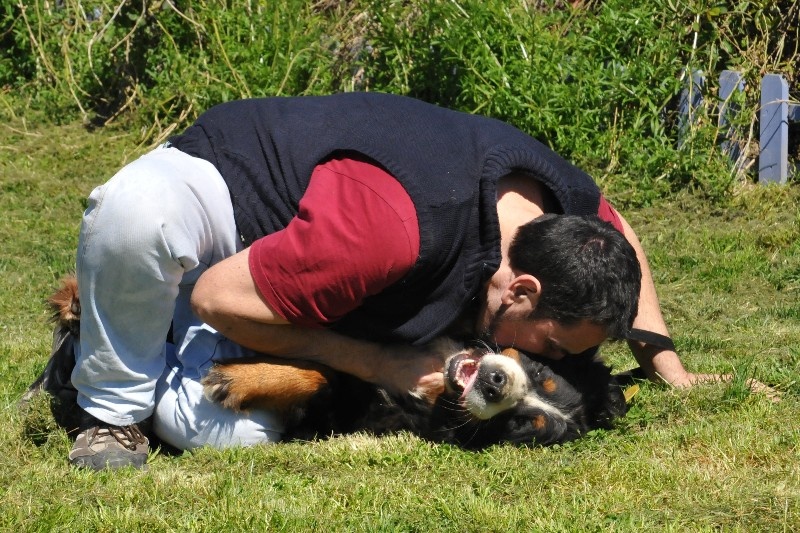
2, 116, 800, 531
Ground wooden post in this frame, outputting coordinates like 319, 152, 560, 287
677, 70, 705, 149
759, 74, 790, 184
718, 70, 745, 166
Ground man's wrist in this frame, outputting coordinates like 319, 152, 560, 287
626, 328, 675, 352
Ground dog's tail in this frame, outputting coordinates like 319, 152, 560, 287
47, 274, 81, 336
20, 275, 81, 412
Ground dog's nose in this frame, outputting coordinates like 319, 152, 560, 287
479, 368, 508, 402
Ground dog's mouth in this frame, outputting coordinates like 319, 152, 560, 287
444, 351, 483, 399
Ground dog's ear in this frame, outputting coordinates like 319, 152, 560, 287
567, 354, 629, 429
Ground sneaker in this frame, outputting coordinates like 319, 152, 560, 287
69, 415, 150, 471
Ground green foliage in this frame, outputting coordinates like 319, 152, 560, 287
0, 0, 343, 138
1, 0, 797, 203
361, 0, 798, 202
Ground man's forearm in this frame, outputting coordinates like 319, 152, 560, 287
192, 248, 388, 384
207, 318, 447, 397
627, 282, 692, 386
616, 215, 779, 397
617, 213, 693, 386
209, 317, 385, 383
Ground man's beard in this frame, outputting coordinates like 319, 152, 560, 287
477, 302, 511, 347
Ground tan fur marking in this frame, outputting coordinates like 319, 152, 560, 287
500, 347, 521, 362
532, 415, 546, 430
542, 378, 558, 394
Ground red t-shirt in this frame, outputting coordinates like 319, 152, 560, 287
249, 156, 420, 327
249, 157, 624, 327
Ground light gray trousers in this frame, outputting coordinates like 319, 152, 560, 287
74, 146, 283, 450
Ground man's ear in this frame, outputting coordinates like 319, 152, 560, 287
500, 274, 542, 311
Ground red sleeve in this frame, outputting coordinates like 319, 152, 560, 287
248, 156, 420, 327
597, 195, 624, 233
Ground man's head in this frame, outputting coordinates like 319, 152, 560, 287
479, 214, 641, 358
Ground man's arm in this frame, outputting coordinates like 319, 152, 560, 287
618, 213, 780, 399
191, 248, 446, 399
616, 212, 711, 387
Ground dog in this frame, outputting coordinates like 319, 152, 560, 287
32, 276, 629, 449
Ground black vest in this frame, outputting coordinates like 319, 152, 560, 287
169, 93, 601, 345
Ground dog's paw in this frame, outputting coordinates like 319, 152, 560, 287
201, 359, 334, 414
202, 366, 247, 411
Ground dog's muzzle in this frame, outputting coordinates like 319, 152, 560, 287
444, 352, 528, 420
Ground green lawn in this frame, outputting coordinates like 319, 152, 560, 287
1, 117, 798, 531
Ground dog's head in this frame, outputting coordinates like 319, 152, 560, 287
432, 346, 627, 448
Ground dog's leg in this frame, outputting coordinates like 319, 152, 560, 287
20, 275, 82, 429
202, 359, 334, 414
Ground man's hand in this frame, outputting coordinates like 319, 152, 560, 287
650, 367, 781, 402
683, 372, 781, 402
371, 338, 462, 402
379, 352, 445, 403
629, 343, 781, 402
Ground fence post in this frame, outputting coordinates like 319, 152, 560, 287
759, 74, 791, 184
718, 70, 745, 167
677, 70, 705, 149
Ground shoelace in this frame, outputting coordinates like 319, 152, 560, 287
88, 423, 148, 451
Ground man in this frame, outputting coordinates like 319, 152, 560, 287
65, 92, 702, 470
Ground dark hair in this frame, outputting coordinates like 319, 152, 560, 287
507, 214, 641, 339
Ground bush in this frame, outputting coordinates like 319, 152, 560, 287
1, 0, 797, 204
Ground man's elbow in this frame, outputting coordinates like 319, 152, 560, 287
191, 271, 224, 327
190, 249, 288, 332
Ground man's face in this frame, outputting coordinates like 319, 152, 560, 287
476, 270, 609, 359
481, 311, 608, 361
